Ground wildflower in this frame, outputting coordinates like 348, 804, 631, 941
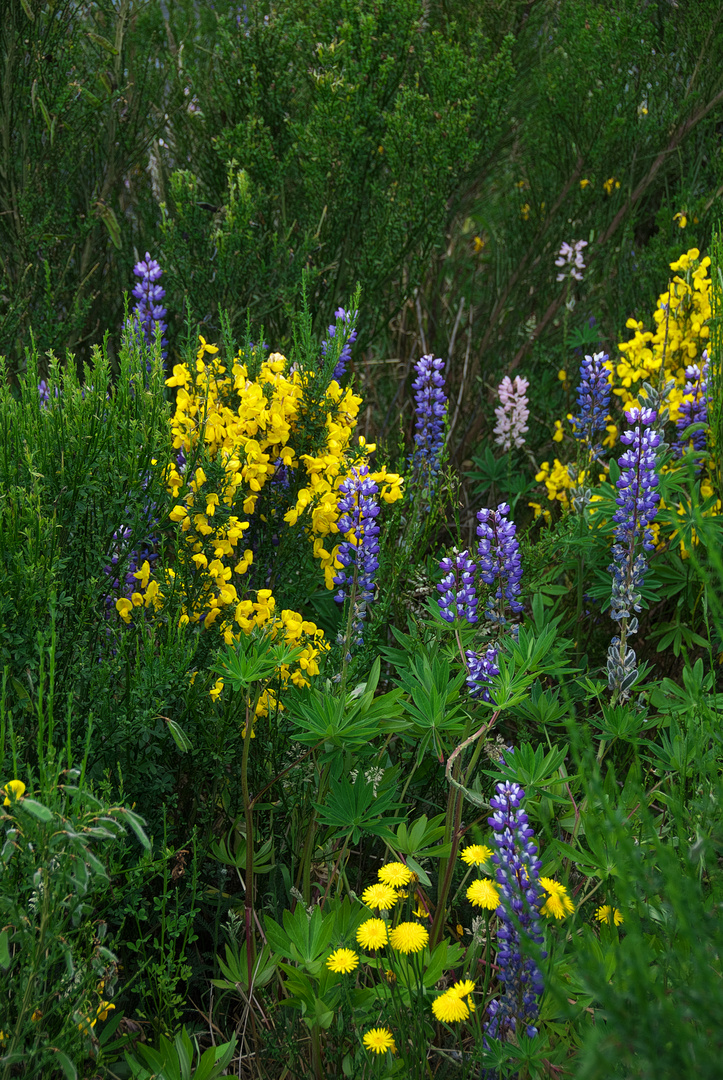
363, 1027, 396, 1054
131, 252, 167, 360
432, 989, 470, 1023
674, 355, 708, 456
465, 644, 499, 702
38, 380, 59, 408
321, 306, 358, 382
603, 177, 620, 195
378, 862, 413, 887
595, 905, 623, 926
2, 779, 26, 806
333, 465, 381, 652
473, 235, 485, 253
411, 354, 447, 486
467, 878, 500, 910
607, 406, 661, 700
485, 777, 545, 1041
539, 878, 574, 920
493, 375, 529, 451
361, 883, 399, 911
96, 1001, 116, 1022
326, 948, 359, 974
558, 369, 567, 382
555, 240, 587, 283
437, 549, 478, 624
476, 502, 524, 624
389, 921, 429, 954
579, 179, 590, 189
674, 211, 687, 229
356, 919, 389, 949
552, 419, 565, 442
460, 844, 493, 867
568, 351, 612, 459
520, 203, 530, 220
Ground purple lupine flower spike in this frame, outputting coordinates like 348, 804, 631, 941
411, 354, 447, 486
607, 406, 661, 699
476, 502, 524, 625
674, 353, 708, 457
437, 549, 478, 624
333, 465, 380, 655
569, 351, 612, 457
485, 776, 545, 1042
321, 306, 358, 382
132, 252, 167, 361
466, 645, 499, 702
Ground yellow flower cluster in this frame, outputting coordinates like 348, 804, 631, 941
615, 247, 711, 418
116, 335, 405, 698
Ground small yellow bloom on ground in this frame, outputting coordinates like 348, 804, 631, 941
2, 779, 26, 806
356, 919, 389, 949
580, 179, 590, 188
361, 883, 399, 911
539, 877, 575, 919
326, 948, 359, 974
432, 989, 470, 1023
363, 1027, 396, 1054
389, 921, 428, 954
96, 1002, 115, 1021
460, 844, 493, 867
595, 904, 623, 926
466, 878, 500, 910
378, 861, 413, 887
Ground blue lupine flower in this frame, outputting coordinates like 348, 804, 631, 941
333, 465, 380, 654
476, 502, 524, 624
411, 354, 447, 486
485, 777, 545, 1042
674, 354, 708, 457
466, 644, 499, 702
607, 406, 661, 698
568, 351, 612, 456
132, 252, 167, 360
38, 380, 59, 408
437, 549, 478, 624
321, 306, 357, 382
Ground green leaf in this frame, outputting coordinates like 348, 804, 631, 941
0, 930, 11, 970
96, 202, 122, 249
53, 1052, 77, 1080
20, 798, 53, 822
166, 719, 192, 752
117, 807, 151, 849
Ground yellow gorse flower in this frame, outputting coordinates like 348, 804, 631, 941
2, 779, 26, 807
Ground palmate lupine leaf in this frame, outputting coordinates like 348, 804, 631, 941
313, 772, 405, 845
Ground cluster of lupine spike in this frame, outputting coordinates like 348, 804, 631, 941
321, 306, 357, 382
131, 252, 167, 361
607, 406, 661, 697
465, 645, 500, 703
476, 503, 524, 624
493, 375, 529, 452
555, 239, 587, 283
437, 550, 478, 624
333, 465, 381, 655
411, 354, 447, 485
674, 353, 708, 457
568, 351, 612, 456
485, 777, 545, 1042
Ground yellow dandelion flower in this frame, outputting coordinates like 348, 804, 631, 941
363, 1027, 396, 1054
361, 883, 399, 911
539, 877, 575, 919
356, 919, 388, 950
466, 879, 500, 910
378, 861, 413, 887
595, 905, 623, 926
389, 921, 429, 954
460, 844, 493, 867
326, 948, 359, 974
432, 989, 470, 1023
450, 978, 476, 998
